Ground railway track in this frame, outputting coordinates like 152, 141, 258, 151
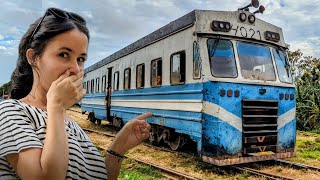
231, 165, 295, 180
67, 108, 320, 180
275, 159, 320, 172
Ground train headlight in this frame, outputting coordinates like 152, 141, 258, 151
239, 12, 247, 22
265, 31, 280, 42
279, 93, 284, 100
227, 89, 233, 97
211, 21, 231, 32
248, 14, 255, 24
235, 90, 240, 97
285, 93, 289, 100
290, 93, 295, 100
220, 89, 226, 97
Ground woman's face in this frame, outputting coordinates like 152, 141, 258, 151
34, 28, 88, 92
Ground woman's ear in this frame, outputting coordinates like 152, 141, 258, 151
26, 48, 36, 66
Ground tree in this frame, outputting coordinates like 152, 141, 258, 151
288, 50, 318, 82
289, 50, 320, 131
0, 81, 11, 96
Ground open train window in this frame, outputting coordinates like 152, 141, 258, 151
136, 64, 145, 89
151, 58, 162, 87
114, 71, 119, 91
91, 79, 94, 93
124, 68, 131, 90
193, 41, 201, 79
83, 82, 86, 90
96, 77, 100, 93
170, 51, 186, 85
102, 75, 107, 92
86, 81, 90, 93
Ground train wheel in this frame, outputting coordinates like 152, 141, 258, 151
88, 112, 96, 124
148, 127, 159, 145
112, 117, 122, 128
169, 135, 181, 150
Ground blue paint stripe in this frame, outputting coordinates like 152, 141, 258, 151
111, 106, 202, 121
83, 83, 203, 101
82, 104, 202, 122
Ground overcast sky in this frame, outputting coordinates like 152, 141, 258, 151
0, 0, 319, 86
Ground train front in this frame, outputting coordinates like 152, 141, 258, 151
195, 8, 296, 165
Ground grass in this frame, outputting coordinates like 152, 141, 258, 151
296, 139, 320, 160
287, 131, 320, 166
119, 159, 163, 180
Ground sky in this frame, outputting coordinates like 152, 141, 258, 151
0, 0, 319, 86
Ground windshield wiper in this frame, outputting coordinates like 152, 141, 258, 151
210, 36, 221, 58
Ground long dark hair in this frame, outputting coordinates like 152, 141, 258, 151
10, 9, 90, 99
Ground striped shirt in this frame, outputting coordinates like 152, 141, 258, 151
0, 99, 107, 179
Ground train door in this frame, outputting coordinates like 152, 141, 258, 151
106, 67, 112, 120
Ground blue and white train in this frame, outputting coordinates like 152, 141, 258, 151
81, 0, 296, 165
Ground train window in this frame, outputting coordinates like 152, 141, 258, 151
124, 68, 131, 90
151, 59, 162, 87
136, 64, 145, 89
114, 71, 119, 91
102, 75, 107, 92
83, 82, 86, 90
96, 77, 100, 93
86, 81, 90, 93
237, 42, 275, 81
272, 49, 293, 84
170, 51, 186, 85
193, 41, 201, 79
207, 38, 237, 78
91, 79, 94, 93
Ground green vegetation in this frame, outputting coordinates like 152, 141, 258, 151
119, 159, 163, 180
296, 131, 320, 160
0, 81, 11, 96
288, 50, 320, 131
237, 172, 250, 180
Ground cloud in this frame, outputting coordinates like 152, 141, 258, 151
289, 36, 320, 57
0, 0, 320, 87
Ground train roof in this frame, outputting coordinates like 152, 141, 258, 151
85, 10, 285, 73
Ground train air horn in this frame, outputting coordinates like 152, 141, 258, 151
253, 5, 265, 14
238, 0, 260, 11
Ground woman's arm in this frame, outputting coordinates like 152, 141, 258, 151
6, 107, 68, 180
105, 113, 152, 180
6, 70, 85, 180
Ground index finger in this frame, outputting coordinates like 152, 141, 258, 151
135, 112, 152, 120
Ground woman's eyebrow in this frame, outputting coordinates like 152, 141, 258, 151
59, 47, 87, 56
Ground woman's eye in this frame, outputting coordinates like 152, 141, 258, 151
59, 53, 69, 58
78, 57, 86, 62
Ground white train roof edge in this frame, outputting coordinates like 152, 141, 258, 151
84, 9, 286, 74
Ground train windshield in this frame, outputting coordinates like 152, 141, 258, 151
207, 38, 237, 78
272, 49, 293, 84
237, 42, 276, 81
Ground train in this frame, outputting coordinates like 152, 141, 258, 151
81, 0, 296, 166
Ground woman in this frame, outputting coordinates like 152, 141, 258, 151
0, 8, 151, 180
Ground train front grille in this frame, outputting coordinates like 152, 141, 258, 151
242, 99, 278, 155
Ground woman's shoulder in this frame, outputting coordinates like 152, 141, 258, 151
0, 99, 23, 111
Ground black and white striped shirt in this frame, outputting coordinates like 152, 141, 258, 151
0, 99, 107, 179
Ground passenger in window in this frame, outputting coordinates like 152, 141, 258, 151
0, 7, 152, 180
157, 75, 162, 85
